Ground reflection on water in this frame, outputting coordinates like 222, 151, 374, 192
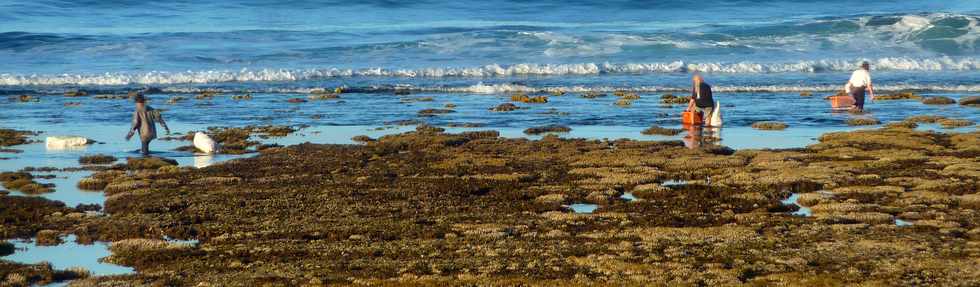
895, 219, 914, 227
2, 235, 133, 276
682, 125, 722, 149
194, 154, 215, 168
620, 192, 637, 202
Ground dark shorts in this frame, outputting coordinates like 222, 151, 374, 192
850, 86, 866, 109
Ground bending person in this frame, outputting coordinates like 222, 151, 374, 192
686, 74, 715, 125
844, 61, 874, 111
125, 91, 170, 156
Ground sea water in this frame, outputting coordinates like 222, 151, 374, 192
1, 1, 978, 284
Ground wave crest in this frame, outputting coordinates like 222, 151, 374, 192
1, 57, 977, 86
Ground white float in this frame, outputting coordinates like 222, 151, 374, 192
708, 101, 723, 127
193, 132, 219, 154
45, 136, 91, 150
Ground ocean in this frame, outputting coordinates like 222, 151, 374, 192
0, 0, 978, 92
1, 1, 979, 281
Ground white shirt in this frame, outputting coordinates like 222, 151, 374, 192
847, 69, 871, 88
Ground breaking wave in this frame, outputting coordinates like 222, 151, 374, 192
147, 82, 980, 95
1, 57, 978, 86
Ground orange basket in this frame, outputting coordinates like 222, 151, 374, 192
682, 110, 703, 126
828, 95, 855, 109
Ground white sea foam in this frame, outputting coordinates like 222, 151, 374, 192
0, 57, 977, 86
145, 82, 980, 95
428, 83, 980, 94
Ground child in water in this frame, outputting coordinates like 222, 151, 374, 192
125, 91, 170, 155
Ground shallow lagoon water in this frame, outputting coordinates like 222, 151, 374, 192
569, 203, 599, 214
781, 193, 813, 217
2, 235, 133, 277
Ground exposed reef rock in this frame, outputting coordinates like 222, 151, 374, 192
751, 121, 788, 130
13, 127, 978, 286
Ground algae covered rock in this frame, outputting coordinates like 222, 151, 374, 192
959, 96, 980, 107
751, 121, 788, 130
308, 93, 340, 100
64, 90, 88, 97
126, 157, 177, 169
641, 125, 683, 136
904, 115, 946, 123
491, 103, 520, 112
937, 118, 974, 129
921, 96, 956, 105
417, 108, 455, 116
79, 154, 117, 165
77, 177, 108, 191
351, 135, 376, 143
416, 124, 445, 133
875, 91, 920, 100
884, 121, 918, 129
35, 230, 62, 246
660, 94, 690, 104
524, 125, 571, 135
614, 99, 633, 107
846, 118, 880, 126
581, 91, 607, 99
18, 183, 53, 194
510, 93, 548, 103
0, 129, 37, 147
64, 128, 980, 286
614, 91, 640, 99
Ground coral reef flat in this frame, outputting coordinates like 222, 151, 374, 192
26, 127, 976, 286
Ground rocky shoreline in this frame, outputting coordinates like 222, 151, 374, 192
1, 124, 979, 286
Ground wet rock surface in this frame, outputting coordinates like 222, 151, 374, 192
79, 154, 118, 165
961, 96, 980, 107
922, 96, 956, 105
751, 121, 788, 130
0, 261, 89, 287
875, 91, 921, 100
34, 127, 975, 286
641, 125, 683, 136
524, 125, 572, 135
0, 129, 37, 147
847, 117, 881, 126
491, 103, 520, 112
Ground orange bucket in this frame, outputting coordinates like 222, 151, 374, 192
682, 110, 703, 126
829, 95, 855, 109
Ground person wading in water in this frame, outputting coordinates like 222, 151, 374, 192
686, 74, 715, 125
125, 91, 170, 156
844, 61, 875, 112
